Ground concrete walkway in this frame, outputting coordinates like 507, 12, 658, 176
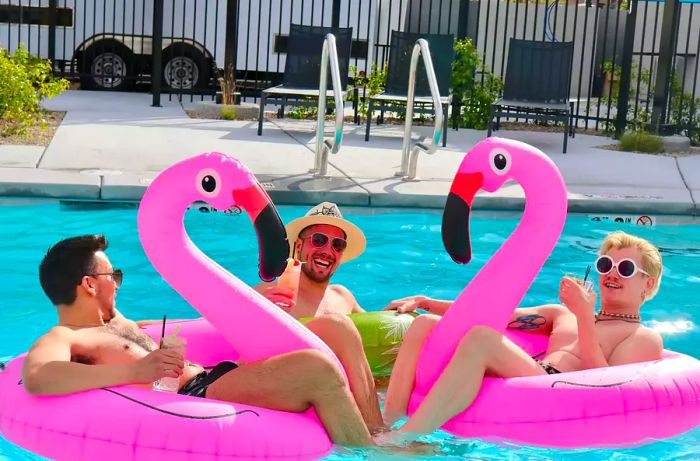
0, 90, 697, 217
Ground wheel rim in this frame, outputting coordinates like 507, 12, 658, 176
164, 56, 199, 89
90, 52, 127, 88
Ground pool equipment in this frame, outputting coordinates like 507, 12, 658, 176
410, 137, 700, 447
397, 38, 444, 180
0, 153, 339, 460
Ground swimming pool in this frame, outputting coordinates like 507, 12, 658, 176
1, 201, 698, 460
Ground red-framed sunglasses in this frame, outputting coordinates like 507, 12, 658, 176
302, 232, 347, 253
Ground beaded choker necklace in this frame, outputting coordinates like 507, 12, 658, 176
595, 310, 641, 322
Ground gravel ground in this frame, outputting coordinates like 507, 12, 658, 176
596, 143, 700, 157
0, 112, 65, 146
185, 109, 260, 121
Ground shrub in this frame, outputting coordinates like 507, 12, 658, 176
220, 105, 237, 120
348, 63, 387, 118
451, 38, 503, 130
0, 46, 69, 136
619, 131, 663, 153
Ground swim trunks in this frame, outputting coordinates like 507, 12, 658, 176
178, 361, 238, 398
536, 360, 562, 375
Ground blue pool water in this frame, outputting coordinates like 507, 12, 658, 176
0, 201, 699, 460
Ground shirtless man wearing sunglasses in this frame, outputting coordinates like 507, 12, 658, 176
23, 234, 374, 446
254, 202, 384, 434
380, 231, 665, 439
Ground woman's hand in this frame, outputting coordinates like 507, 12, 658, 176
559, 276, 597, 318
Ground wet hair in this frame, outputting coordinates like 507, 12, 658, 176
600, 231, 663, 300
39, 234, 108, 306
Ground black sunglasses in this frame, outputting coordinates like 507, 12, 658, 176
302, 232, 348, 253
86, 268, 123, 287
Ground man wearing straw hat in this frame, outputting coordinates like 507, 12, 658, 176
255, 202, 384, 433
256, 201, 366, 318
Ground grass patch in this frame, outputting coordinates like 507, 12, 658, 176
619, 131, 664, 153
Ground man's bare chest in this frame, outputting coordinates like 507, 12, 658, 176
294, 290, 353, 318
71, 326, 155, 364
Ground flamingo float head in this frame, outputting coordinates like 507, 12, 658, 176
141, 152, 290, 282
442, 137, 556, 264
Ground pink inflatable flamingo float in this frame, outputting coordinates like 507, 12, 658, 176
408, 137, 700, 447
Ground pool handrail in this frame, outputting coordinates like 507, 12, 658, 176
310, 33, 344, 178
397, 38, 443, 180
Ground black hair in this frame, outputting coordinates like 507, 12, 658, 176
39, 234, 108, 306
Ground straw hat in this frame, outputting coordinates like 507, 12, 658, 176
286, 202, 366, 262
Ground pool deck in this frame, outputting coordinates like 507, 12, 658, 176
0, 90, 698, 219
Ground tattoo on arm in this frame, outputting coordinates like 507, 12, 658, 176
508, 314, 546, 330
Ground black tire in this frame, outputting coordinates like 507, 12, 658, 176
79, 40, 134, 91
161, 43, 211, 91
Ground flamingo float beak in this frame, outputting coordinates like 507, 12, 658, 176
442, 172, 483, 264
233, 184, 289, 281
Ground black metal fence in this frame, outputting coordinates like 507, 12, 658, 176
1, 0, 698, 138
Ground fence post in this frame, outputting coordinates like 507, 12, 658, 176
224, 0, 238, 72
614, 0, 638, 139
650, 0, 680, 134
331, 0, 341, 27
151, 0, 164, 107
48, 0, 57, 65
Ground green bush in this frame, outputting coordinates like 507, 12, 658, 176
0, 46, 69, 135
348, 63, 387, 118
619, 131, 663, 153
220, 105, 237, 120
451, 38, 503, 130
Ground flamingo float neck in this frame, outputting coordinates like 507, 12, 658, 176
137, 155, 336, 363
416, 142, 568, 390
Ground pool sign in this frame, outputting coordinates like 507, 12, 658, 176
590, 215, 656, 227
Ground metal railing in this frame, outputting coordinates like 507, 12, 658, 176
310, 33, 344, 178
397, 38, 443, 180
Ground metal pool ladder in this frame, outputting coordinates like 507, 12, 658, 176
397, 38, 443, 180
310, 33, 344, 178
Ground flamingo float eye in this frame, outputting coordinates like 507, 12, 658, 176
196, 169, 221, 198
489, 148, 512, 176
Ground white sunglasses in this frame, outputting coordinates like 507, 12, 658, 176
595, 255, 650, 279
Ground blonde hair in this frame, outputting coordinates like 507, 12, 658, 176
600, 231, 663, 300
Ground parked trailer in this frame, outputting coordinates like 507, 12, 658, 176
0, 0, 378, 95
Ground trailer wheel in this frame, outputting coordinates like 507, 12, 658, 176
80, 40, 134, 91
162, 43, 211, 90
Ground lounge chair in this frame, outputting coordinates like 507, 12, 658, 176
365, 31, 455, 147
487, 38, 575, 153
257, 24, 355, 136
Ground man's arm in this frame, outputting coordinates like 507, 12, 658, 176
558, 277, 607, 369
575, 310, 610, 369
608, 328, 663, 366
507, 304, 566, 334
22, 328, 135, 395
382, 295, 452, 315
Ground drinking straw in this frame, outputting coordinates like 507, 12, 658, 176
583, 265, 591, 283
159, 314, 166, 348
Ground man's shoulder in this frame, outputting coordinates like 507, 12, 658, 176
632, 325, 664, 344
27, 326, 75, 351
328, 283, 354, 297
44, 325, 75, 338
